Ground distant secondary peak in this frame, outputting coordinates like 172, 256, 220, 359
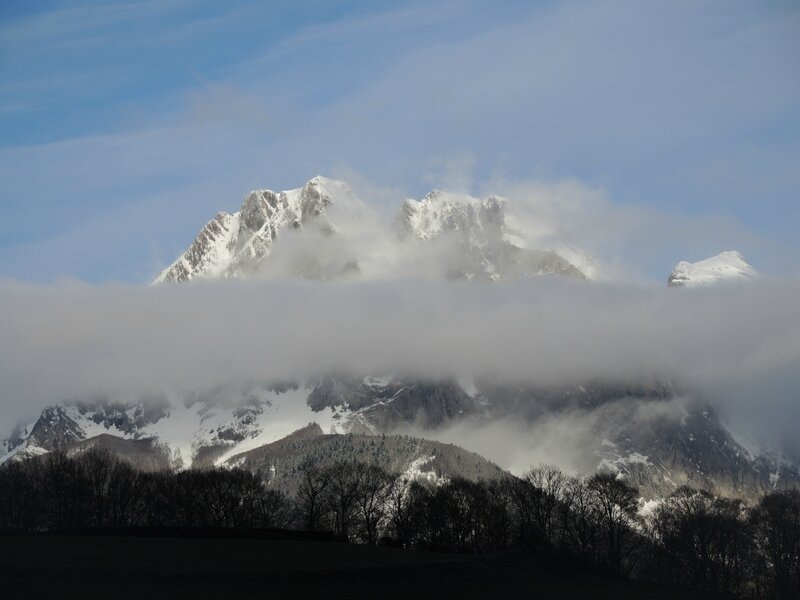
668, 250, 758, 287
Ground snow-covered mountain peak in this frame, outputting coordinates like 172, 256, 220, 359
667, 250, 758, 287
397, 189, 585, 281
399, 190, 507, 241
154, 176, 359, 284
155, 177, 594, 284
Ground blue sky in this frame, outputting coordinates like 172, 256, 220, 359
1, 0, 798, 283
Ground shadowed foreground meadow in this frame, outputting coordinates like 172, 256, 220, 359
0, 533, 708, 600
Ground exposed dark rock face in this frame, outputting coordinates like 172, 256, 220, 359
588, 402, 798, 500
308, 376, 486, 432
27, 406, 84, 451
3, 399, 171, 461
75, 399, 170, 436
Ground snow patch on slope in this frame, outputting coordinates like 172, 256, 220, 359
401, 454, 447, 486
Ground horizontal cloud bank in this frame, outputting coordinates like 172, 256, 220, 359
1, 277, 798, 441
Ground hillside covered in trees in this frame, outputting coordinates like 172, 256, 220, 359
1, 446, 798, 599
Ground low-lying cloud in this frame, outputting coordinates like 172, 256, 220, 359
399, 395, 693, 476
1, 276, 798, 446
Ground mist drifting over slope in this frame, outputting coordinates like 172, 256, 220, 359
1, 276, 798, 449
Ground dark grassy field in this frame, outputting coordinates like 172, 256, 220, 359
0, 534, 700, 599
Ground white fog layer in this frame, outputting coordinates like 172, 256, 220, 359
1, 276, 798, 443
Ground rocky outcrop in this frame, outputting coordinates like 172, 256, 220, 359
154, 177, 354, 283
308, 376, 486, 432
398, 190, 585, 281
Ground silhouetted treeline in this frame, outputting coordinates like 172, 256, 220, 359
1, 449, 798, 599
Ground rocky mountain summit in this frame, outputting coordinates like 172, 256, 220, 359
398, 190, 585, 281
155, 176, 588, 284
155, 177, 363, 283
